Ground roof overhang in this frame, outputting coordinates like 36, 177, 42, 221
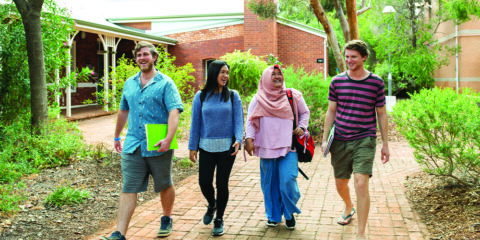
277, 17, 327, 38
107, 13, 244, 23
74, 19, 177, 45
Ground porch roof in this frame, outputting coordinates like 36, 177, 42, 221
74, 19, 177, 45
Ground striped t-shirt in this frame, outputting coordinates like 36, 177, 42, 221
328, 72, 385, 140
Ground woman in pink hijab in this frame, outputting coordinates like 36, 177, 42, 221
245, 65, 310, 230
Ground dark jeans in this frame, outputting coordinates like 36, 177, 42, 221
198, 148, 236, 220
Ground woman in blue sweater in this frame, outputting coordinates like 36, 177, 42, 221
188, 60, 244, 236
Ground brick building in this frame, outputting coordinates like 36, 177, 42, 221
109, 4, 327, 88
62, 0, 327, 116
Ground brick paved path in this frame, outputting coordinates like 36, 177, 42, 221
87, 141, 429, 240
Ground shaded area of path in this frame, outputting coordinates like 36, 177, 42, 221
85, 138, 429, 239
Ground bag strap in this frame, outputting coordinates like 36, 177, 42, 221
286, 89, 310, 181
286, 89, 296, 128
286, 89, 296, 150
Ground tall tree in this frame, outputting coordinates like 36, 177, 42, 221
13, 0, 47, 132
248, 0, 371, 72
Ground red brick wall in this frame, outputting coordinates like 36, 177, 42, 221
168, 25, 243, 44
277, 23, 326, 74
243, 0, 277, 58
167, 26, 244, 90
117, 22, 152, 31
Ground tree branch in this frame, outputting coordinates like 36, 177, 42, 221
309, 0, 346, 72
12, 0, 27, 15
357, 0, 371, 16
334, 0, 349, 42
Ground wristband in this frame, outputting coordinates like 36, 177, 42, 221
114, 137, 121, 141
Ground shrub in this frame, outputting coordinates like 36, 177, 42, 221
0, 108, 85, 183
175, 157, 194, 169
282, 66, 331, 136
221, 50, 268, 105
44, 184, 90, 208
392, 88, 480, 186
0, 182, 27, 215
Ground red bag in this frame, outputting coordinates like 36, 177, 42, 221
286, 89, 315, 163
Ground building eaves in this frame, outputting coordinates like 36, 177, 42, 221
277, 17, 327, 38
75, 19, 177, 45
107, 12, 244, 22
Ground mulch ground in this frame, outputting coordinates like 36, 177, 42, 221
0, 151, 197, 240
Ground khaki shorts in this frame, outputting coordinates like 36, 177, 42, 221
121, 147, 173, 193
330, 137, 376, 179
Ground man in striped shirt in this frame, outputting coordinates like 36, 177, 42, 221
321, 40, 390, 239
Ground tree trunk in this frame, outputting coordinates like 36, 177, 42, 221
310, 0, 346, 72
13, 0, 47, 133
408, 0, 418, 48
345, 0, 359, 40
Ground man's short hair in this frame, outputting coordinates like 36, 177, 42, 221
133, 41, 159, 65
344, 40, 370, 58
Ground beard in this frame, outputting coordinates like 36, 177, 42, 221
139, 61, 155, 72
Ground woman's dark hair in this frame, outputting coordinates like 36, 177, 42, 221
202, 60, 230, 102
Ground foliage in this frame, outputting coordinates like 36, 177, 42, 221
278, 0, 323, 28
0, 0, 85, 123
246, 0, 278, 20
0, 182, 27, 215
358, 0, 480, 95
177, 102, 192, 140
440, 0, 480, 24
44, 184, 90, 208
392, 88, 480, 186
282, 66, 331, 135
0, 108, 86, 184
220, 50, 268, 103
175, 157, 195, 169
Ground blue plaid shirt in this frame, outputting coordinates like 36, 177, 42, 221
119, 70, 183, 157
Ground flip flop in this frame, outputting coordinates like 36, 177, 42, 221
337, 207, 355, 225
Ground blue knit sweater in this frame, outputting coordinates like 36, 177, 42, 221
188, 90, 244, 151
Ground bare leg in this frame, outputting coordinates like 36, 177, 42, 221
160, 185, 175, 216
354, 173, 370, 238
335, 178, 354, 217
117, 192, 137, 235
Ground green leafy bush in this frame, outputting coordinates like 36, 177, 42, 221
392, 88, 480, 186
175, 157, 194, 169
221, 50, 268, 104
0, 109, 85, 183
283, 66, 331, 136
0, 182, 27, 215
44, 185, 90, 208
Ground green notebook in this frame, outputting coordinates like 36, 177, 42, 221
145, 124, 178, 151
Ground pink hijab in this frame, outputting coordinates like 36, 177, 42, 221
249, 65, 301, 132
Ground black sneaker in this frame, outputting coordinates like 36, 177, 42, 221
157, 216, 172, 237
266, 220, 278, 227
212, 218, 224, 236
203, 205, 217, 225
285, 215, 296, 230
101, 230, 126, 240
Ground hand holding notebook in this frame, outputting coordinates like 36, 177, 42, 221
145, 124, 178, 151
323, 125, 335, 158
